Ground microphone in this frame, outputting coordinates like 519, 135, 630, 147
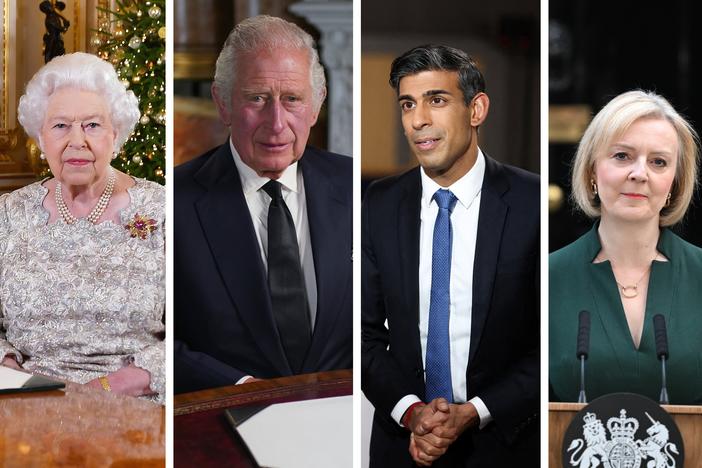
576, 310, 590, 403
653, 314, 670, 404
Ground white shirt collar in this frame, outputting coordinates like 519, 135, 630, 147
420, 148, 486, 210
229, 138, 300, 195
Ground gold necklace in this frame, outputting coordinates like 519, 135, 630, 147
614, 254, 658, 299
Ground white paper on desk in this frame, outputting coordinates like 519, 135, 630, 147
0, 366, 32, 389
237, 395, 352, 468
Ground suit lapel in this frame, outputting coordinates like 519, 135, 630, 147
398, 169, 424, 373
300, 151, 351, 368
193, 144, 290, 376
469, 155, 509, 367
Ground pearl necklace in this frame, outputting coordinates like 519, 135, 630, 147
55, 168, 116, 225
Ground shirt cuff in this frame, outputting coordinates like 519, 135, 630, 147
236, 375, 254, 385
468, 396, 492, 429
391, 394, 422, 427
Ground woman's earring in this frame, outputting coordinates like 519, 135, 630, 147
112, 152, 118, 160
40, 153, 46, 160
590, 179, 598, 196
665, 192, 671, 208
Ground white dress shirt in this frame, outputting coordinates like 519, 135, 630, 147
230, 140, 318, 384
391, 149, 493, 429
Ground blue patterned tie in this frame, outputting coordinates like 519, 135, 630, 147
425, 189, 458, 403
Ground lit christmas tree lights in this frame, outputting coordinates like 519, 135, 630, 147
92, 0, 165, 184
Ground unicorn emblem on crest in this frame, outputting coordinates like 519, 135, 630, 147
636, 412, 679, 468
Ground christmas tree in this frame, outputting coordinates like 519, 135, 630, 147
93, 0, 165, 184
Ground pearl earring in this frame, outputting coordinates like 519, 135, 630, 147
40, 153, 46, 160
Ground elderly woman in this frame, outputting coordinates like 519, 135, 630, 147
550, 90, 702, 404
0, 52, 164, 402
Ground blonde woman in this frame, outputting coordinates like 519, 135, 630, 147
550, 90, 701, 404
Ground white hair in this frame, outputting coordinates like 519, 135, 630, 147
18, 52, 140, 152
213, 15, 326, 112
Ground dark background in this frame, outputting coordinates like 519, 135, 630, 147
549, 0, 702, 251
361, 0, 540, 195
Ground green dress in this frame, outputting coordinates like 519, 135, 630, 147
550, 223, 702, 404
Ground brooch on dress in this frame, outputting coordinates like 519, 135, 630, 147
125, 214, 158, 239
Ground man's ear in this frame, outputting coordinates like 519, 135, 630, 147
211, 83, 232, 126
310, 86, 327, 127
470, 92, 490, 127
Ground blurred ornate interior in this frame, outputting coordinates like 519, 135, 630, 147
173, 0, 352, 167
0, 0, 112, 194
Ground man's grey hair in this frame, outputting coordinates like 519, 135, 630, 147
213, 15, 326, 111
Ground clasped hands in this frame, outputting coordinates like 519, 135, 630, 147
406, 398, 479, 466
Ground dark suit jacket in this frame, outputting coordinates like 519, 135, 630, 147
361, 154, 540, 467
175, 143, 352, 394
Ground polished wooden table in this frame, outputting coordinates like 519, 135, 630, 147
174, 369, 353, 467
0, 381, 164, 467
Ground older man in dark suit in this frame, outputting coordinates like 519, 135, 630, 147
362, 45, 539, 467
175, 15, 351, 394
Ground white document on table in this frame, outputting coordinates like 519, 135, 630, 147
0, 366, 65, 393
0, 366, 32, 389
236, 395, 352, 468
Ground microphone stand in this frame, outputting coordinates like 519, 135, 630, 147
576, 310, 590, 404
578, 354, 587, 404
659, 355, 669, 405
653, 314, 670, 405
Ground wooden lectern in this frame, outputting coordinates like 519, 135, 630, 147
549, 402, 702, 467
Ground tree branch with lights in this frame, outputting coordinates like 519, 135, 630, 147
92, 0, 165, 184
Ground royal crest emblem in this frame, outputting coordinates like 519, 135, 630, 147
567, 410, 680, 468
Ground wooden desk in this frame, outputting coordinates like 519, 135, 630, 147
0, 381, 164, 467
174, 370, 352, 467
550, 402, 702, 467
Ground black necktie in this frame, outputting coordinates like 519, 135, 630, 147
262, 180, 311, 373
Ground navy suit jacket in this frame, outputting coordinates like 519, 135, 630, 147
175, 143, 352, 394
361, 155, 540, 467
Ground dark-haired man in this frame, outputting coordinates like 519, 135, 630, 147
362, 45, 539, 467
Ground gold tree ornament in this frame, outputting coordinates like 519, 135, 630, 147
148, 5, 161, 19
114, 23, 125, 39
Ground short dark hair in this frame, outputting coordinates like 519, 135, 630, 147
389, 44, 486, 105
